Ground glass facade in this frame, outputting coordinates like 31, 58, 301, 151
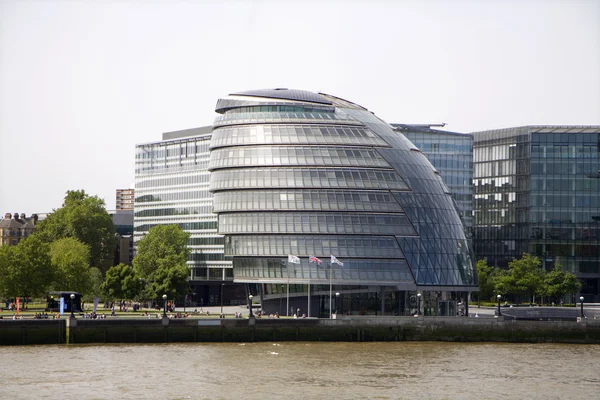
134, 133, 233, 285
394, 125, 473, 231
473, 126, 600, 301
209, 88, 477, 315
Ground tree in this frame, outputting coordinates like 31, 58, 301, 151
35, 190, 116, 273
476, 259, 494, 304
560, 271, 582, 302
49, 237, 92, 294
101, 263, 139, 300
0, 235, 53, 299
507, 253, 544, 303
543, 265, 566, 301
133, 225, 190, 300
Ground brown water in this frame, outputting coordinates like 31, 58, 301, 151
1, 342, 598, 399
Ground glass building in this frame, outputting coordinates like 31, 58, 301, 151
135, 127, 245, 307
472, 125, 600, 301
209, 89, 477, 316
393, 124, 473, 231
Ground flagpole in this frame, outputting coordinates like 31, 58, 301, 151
308, 269, 311, 318
329, 262, 333, 319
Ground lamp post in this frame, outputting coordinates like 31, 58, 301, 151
70, 293, 75, 318
416, 293, 421, 316
248, 294, 253, 318
497, 294, 502, 317
580, 296, 585, 319
162, 294, 167, 317
335, 292, 340, 315
221, 283, 225, 317
184, 294, 187, 314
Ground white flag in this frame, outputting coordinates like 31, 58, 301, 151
288, 254, 300, 264
331, 255, 344, 267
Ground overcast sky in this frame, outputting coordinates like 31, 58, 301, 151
1, 0, 599, 213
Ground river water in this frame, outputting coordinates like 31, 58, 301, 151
1, 342, 599, 399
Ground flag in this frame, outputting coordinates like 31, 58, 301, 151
309, 255, 323, 265
288, 254, 300, 264
331, 255, 344, 267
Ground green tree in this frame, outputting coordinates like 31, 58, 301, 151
507, 253, 544, 303
133, 225, 190, 300
491, 268, 516, 298
543, 265, 566, 301
476, 259, 495, 304
0, 235, 53, 299
101, 263, 139, 300
560, 271, 582, 302
49, 237, 92, 294
35, 190, 116, 273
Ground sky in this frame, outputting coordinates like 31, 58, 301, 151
1, 0, 599, 213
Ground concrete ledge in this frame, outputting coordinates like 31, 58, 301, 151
2, 317, 600, 345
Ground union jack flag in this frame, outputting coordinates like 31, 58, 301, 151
309, 255, 323, 265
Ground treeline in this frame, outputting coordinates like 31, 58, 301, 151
0, 190, 190, 304
477, 253, 582, 305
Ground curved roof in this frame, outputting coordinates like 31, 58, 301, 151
230, 88, 333, 105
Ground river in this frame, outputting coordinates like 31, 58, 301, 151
1, 342, 598, 399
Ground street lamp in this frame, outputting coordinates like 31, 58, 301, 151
248, 294, 253, 318
497, 294, 502, 317
335, 292, 340, 315
580, 296, 585, 319
70, 293, 75, 318
416, 293, 422, 316
162, 294, 167, 317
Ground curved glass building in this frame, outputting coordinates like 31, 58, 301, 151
209, 89, 477, 316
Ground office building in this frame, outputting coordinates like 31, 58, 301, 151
472, 125, 600, 301
208, 89, 477, 316
134, 127, 243, 307
109, 209, 134, 265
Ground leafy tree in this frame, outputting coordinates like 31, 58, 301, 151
49, 237, 93, 294
133, 225, 190, 300
101, 263, 139, 300
491, 268, 515, 298
476, 259, 494, 304
560, 270, 582, 301
543, 265, 566, 301
0, 235, 53, 299
507, 253, 544, 303
35, 190, 116, 273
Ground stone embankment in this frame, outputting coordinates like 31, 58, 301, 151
1, 316, 599, 345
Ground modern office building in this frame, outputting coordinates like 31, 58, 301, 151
472, 125, 600, 301
134, 127, 244, 307
393, 124, 473, 231
108, 209, 134, 265
116, 189, 135, 211
208, 88, 477, 316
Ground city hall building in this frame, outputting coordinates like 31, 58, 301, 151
472, 125, 600, 302
208, 89, 477, 316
